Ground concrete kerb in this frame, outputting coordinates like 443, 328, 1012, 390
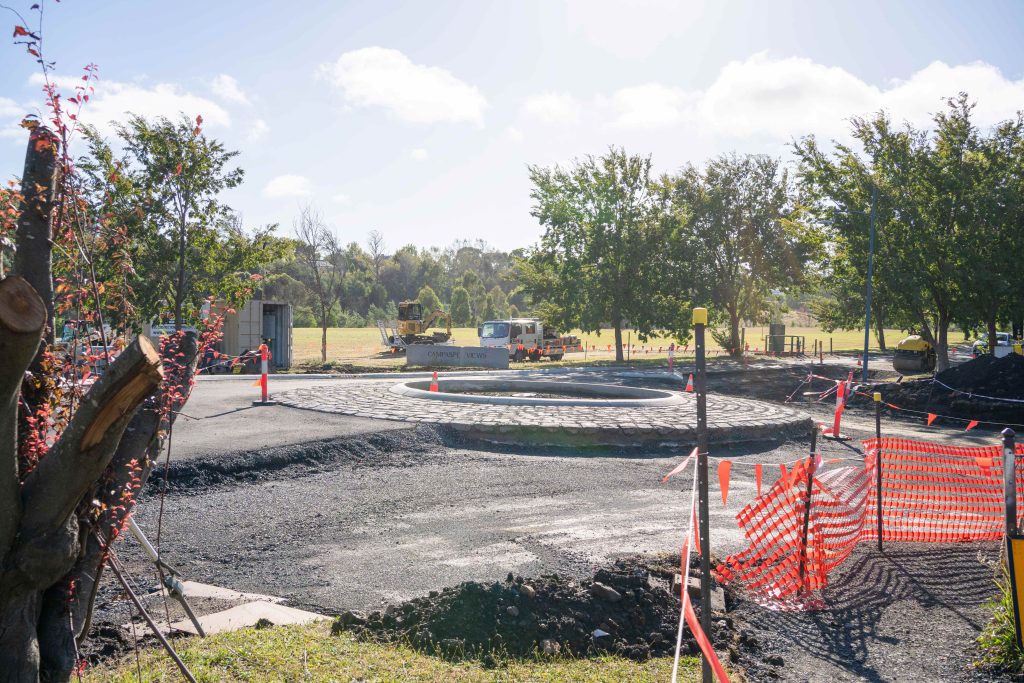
274, 378, 813, 449
390, 378, 685, 407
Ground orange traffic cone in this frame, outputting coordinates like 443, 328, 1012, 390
429, 371, 439, 392
685, 373, 694, 392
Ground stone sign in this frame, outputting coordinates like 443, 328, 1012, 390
406, 345, 509, 369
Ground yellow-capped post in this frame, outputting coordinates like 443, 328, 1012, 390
692, 307, 712, 683
1003, 428, 1024, 650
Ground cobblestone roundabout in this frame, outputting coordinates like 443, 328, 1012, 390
275, 379, 812, 446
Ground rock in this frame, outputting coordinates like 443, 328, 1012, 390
336, 610, 365, 627
541, 639, 561, 655
428, 590, 439, 598
591, 582, 623, 602
710, 586, 726, 613
520, 584, 537, 600
716, 619, 728, 630
740, 629, 759, 647
254, 618, 274, 629
506, 605, 520, 617
767, 653, 785, 666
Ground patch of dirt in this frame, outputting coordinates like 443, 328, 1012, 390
332, 555, 728, 663
146, 425, 448, 494
858, 355, 1024, 426
727, 543, 1005, 682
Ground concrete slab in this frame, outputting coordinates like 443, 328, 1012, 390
171, 601, 328, 635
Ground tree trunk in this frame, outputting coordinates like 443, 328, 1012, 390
728, 305, 741, 357
0, 334, 163, 683
874, 305, 886, 352
321, 307, 328, 364
14, 128, 60, 455
174, 210, 187, 331
987, 316, 998, 357
14, 128, 59, 348
934, 308, 951, 372
0, 592, 43, 682
613, 322, 623, 362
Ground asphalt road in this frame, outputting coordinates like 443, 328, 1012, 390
173, 376, 412, 461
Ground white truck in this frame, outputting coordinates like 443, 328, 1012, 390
478, 317, 583, 361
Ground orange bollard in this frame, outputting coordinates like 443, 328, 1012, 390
429, 371, 439, 392
252, 342, 276, 406
685, 373, 694, 392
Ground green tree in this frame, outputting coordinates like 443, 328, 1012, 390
416, 285, 442, 313
487, 285, 509, 319
294, 206, 340, 363
663, 153, 809, 356
519, 147, 685, 361
81, 117, 281, 329
450, 286, 472, 325
794, 95, 1020, 370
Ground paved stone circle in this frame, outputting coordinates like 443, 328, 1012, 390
275, 377, 812, 447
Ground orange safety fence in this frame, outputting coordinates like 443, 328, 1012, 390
863, 437, 1024, 543
715, 437, 1024, 610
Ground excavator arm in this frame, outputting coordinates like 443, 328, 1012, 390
423, 309, 452, 336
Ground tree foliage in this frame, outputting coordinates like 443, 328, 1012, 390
794, 94, 1024, 369
662, 153, 813, 355
79, 116, 281, 329
519, 148, 687, 361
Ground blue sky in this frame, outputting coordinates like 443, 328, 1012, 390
3, 0, 1024, 251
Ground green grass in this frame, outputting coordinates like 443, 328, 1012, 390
977, 563, 1024, 676
291, 325, 906, 369
83, 622, 700, 682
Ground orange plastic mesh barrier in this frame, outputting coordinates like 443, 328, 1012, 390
863, 437, 1024, 543
716, 462, 870, 606
716, 438, 1024, 609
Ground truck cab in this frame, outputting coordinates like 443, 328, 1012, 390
479, 318, 581, 361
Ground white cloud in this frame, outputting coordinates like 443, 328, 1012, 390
27, 73, 231, 136
568, 54, 1024, 142
0, 97, 23, 141
504, 126, 525, 143
210, 74, 250, 105
332, 193, 352, 205
521, 92, 581, 124
410, 147, 428, 161
263, 174, 311, 199
0, 97, 18, 118
320, 47, 487, 126
609, 83, 692, 128
247, 118, 270, 141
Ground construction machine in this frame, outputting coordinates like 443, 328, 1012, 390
388, 300, 453, 346
892, 335, 936, 373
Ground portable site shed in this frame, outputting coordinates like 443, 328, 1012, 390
215, 297, 292, 370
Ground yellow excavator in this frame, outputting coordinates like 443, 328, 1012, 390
892, 335, 936, 373
390, 300, 453, 345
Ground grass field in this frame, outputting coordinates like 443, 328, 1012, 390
83, 622, 701, 682
291, 325, 906, 368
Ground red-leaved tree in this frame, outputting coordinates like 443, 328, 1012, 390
1, 4, 237, 680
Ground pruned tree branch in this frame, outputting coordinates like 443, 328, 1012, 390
0, 276, 47, 568
18, 336, 163, 547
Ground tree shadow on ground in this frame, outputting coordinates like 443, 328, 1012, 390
733, 542, 1001, 682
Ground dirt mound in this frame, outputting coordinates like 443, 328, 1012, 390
863, 354, 1024, 427
332, 556, 728, 662
934, 353, 1024, 401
